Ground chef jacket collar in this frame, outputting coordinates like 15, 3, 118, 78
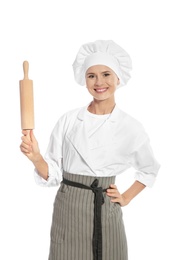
77, 104, 119, 122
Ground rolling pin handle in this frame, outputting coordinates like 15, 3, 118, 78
23, 60, 29, 80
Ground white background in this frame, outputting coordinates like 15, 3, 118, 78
0, 0, 172, 259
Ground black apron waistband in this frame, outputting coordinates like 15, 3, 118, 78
62, 177, 109, 260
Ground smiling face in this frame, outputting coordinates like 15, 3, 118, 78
85, 65, 120, 102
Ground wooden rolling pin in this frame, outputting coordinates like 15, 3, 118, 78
19, 61, 35, 130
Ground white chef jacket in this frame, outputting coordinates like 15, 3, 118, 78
34, 105, 160, 187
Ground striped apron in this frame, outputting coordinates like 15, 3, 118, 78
48, 172, 128, 260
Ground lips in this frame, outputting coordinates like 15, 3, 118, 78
94, 88, 108, 93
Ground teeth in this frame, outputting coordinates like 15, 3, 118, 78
95, 88, 107, 93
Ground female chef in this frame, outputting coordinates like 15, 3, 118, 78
20, 40, 160, 260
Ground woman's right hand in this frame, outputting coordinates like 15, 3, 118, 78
20, 130, 41, 163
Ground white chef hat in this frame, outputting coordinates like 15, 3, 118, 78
72, 40, 132, 88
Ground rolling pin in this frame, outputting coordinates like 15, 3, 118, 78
19, 61, 35, 130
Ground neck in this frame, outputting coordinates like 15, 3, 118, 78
88, 99, 116, 115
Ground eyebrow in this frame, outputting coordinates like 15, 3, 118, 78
86, 70, 111, 75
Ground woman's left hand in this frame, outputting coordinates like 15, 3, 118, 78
106, 184, 129, 207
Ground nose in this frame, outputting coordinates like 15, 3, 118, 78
95, 75, 104, 86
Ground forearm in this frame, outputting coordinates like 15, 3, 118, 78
32, 154, 49, 181
122, 180, 146, 204
20, 130, 49, 180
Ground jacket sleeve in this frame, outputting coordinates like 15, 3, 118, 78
129, 136, 160, 187
34, 115, 66, 187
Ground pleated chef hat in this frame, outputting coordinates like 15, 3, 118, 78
72, 40, 132, 88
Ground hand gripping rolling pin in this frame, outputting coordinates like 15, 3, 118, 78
19, 61, 34, 131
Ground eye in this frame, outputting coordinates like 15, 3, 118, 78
103, 73, 110, 77
88, 74, 95, 79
